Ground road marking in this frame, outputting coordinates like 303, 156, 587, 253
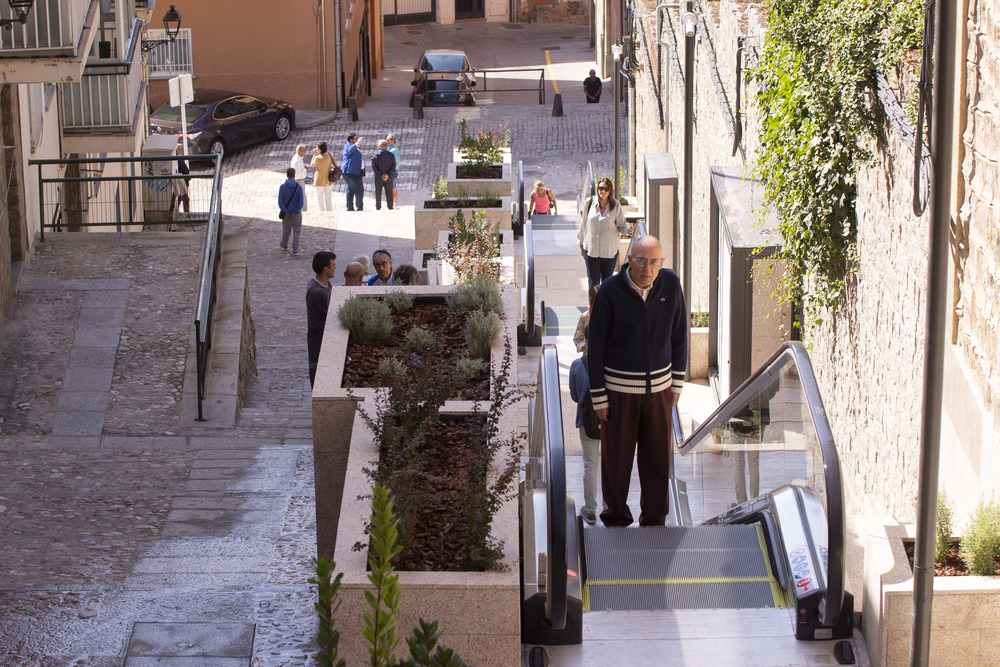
545, 50, 560, 95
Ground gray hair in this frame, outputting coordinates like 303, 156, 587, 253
386, 133, 397, 142
296, 143, 306, 152
377, 139, 388, 149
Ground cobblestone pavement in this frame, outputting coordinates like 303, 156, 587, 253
0, 22, 611, 666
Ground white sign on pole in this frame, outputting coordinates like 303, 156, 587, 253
168, 74, 194, 156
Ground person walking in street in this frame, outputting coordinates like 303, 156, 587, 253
588, 234, 687, 527
578, 176, 629, 290
371, 139, 397, 210
584, 69, 602, 103
529, 180, 556, 218
309, 142, 336, 211
278, 167, 305, 256
342, 133, 365, 211
386, 133, 401, 207
306, 251, 337, 387
290, 144, 309, 212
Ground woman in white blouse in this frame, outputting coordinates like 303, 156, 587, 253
577, 176, 629, 290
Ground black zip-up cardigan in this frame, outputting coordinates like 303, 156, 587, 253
587, 264, 688, 411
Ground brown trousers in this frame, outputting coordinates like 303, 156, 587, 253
599, 389, 673, 527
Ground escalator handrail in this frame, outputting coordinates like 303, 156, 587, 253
532, 344, 568, 629
578, 161, 596, 218
677, 341, 846, 627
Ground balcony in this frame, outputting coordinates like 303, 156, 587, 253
0, 0, 99, 83
146, 27, 191, 79
61, 18, 146, 154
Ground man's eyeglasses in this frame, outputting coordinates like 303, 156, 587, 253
373, 261, 390, 268
597, 186, 610, 192
631, 257, 664, 269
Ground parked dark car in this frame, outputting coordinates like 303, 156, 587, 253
410, 49, 476, 107
149, 90, 295, 161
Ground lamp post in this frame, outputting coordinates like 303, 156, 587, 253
0, 0, 34, 30
681, 5, 696, 322
142, 4, 182, 53
612, 42, 622, 200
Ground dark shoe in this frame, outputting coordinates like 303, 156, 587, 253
581, 509, 597, 525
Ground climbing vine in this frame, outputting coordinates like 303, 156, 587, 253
750, 0, 923, 330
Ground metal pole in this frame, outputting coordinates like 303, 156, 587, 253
682, 2, 694, 306
909, 0, 957, 663
612, 45, 621, 197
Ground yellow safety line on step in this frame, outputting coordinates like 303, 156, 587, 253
545, 50, 560, 95
755, 524, 794, 608
586, 576, 774, 587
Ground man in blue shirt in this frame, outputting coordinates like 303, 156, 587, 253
341, 133, 365, 211
386, 133, 401, 207
367, 249, 394, 286
278, 167, 305, 256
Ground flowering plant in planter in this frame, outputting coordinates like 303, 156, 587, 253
437, 210, 501, 283
353, 335, 521, 572
456, 120, 510, 178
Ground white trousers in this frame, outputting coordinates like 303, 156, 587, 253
315, 184, 333, 211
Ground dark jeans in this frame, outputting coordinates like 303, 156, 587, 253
374, 177, 394, 210
584, 251, 618, 291
308, 330, 323, 387
343, 173, 364, 211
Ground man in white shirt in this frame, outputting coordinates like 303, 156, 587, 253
290, 144, 309, 212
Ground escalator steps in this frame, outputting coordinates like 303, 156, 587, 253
582, 524, 791, 611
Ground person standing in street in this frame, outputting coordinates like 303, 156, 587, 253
307, 251, 337, 387
578, 176, 629, 290
367, 249, 394, 286
584, 69, 603, 103
343, 262, 366, 286
290, 144, 309, 212
588, 235, 687, 527
278, 167, 305, 256
386, 133, 401, 207
371, 139, 397, 210
309, 142, 335, 211
342, 133, 365, 211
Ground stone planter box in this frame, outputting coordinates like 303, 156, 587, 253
435, 230, 515, 285
414, 196, 511, 251
311, 285, 517, 559
451, 146, 512, 165
446, 159, 511, 198
331, 407, 520, 667
689, 326, 709, 379
863, 521, 1000, 666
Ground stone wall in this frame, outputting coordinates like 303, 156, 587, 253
630, 0, 1000, 525
0, 86, 13, 330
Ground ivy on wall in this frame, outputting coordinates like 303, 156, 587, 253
750, 0, 923, 330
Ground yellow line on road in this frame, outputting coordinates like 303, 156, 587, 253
545, 50, 560, 95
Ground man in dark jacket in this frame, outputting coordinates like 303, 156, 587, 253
342, 133, 364, 211
278, 167, 305, 256
588, 234, 687, 527
371, 139, 397, 210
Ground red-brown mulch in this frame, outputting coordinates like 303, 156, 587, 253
456, 164, 503, 179
904, 539, 1000, 576
422, 198, 503, 209
342, 298, 489, 400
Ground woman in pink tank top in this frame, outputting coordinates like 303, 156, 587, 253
529, 180, 557, 217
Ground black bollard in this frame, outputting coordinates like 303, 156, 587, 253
551, 93, 564, 117
348, 96, 359, 121
413, 94, 425, 120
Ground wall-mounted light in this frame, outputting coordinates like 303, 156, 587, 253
142, 4, 182, 53
1, 0, 35, 30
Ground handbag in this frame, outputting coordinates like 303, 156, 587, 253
279, 210, 285, 220
329, 163, 342, 184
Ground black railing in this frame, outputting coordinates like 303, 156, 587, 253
577, 161, 596, 217
193, 160, 225, 421
414, 68, 546, 105
30, 154, 219, 239
517, 160, 541, 349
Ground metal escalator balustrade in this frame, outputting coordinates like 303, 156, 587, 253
673, 341, 853, 640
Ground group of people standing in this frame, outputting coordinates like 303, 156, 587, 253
277, 133, 402, 256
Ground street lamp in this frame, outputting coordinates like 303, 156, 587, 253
611, 42, 623, 200
142, 4, 182, 53
0, 0, 35, 30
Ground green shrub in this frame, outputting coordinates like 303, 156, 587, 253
465, 310, 501, 359
959, 498, 1000, 576
432, 175, 448, 201
309, 555, 345, 667
337, 296, 392, 342
404, 327, 434, 352
377, 356, 407, 380
446, 276, 502, 313
456, 357, 487, 376
384, 290, 414, 314
936, 492, 954, 565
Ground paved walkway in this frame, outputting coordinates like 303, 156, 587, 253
0, 22, 613, 666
